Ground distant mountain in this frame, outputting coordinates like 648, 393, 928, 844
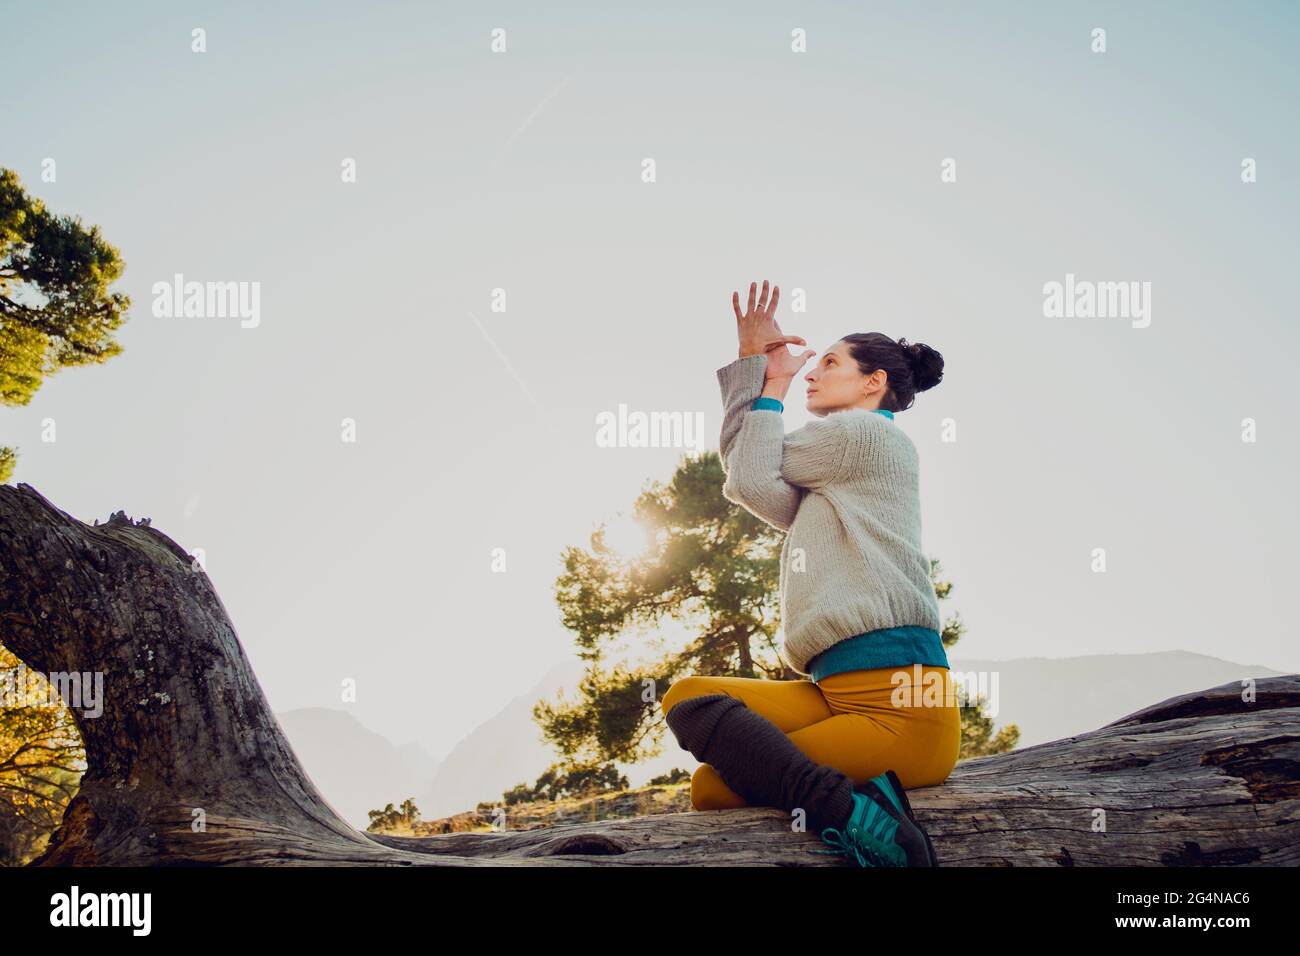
945, 650, 1285, 749
397, 739, 439, 788
417, 659, 576, 819
274, 707, 440, 830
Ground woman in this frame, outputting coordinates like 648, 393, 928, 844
661, 279, 959, 867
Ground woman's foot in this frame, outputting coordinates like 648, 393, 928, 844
812, 770, 937, 867
874, 769, 939, 865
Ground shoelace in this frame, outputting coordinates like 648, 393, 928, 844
812, 796, 904, 867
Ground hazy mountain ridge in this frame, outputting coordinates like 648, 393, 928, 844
945, 649, 1284, 748
273, 707, 441, 830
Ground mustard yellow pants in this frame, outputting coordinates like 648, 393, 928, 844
660, 665, 961, 812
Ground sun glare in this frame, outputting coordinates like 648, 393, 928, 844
602, 512, 650, 560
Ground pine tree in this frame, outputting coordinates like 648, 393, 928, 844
0, 167, 130, 481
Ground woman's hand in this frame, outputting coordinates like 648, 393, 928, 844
764, 338, 816, 381
732, 279, 815, 381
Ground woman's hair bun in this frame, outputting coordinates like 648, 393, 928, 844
897, 337, 944, 392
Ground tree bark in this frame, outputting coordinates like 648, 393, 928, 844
1, 483, 1296, 866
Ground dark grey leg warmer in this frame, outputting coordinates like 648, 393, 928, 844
664, 693, 854, 832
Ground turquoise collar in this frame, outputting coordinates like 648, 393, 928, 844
873, 408, 895, 419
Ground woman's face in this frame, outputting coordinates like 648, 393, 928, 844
803, 340, 884, 415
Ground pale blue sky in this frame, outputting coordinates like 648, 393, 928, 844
6, 0, 1298, 760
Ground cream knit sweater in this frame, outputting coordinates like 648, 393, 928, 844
717, 353, 942, 677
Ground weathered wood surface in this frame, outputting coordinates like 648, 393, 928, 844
2, 482, 1296, 866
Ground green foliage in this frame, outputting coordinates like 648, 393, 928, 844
958, 694, 1021, 756
0, 645, 87, 866
0, 167, 131, 477
366, 797, 421, 833
646, 768, 692, 786
498, 761, 629, 806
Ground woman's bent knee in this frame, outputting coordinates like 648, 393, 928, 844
661, 676, 720, 715
691, 764, 747, 811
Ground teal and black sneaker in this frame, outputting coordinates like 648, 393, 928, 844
812, 769, 938, 867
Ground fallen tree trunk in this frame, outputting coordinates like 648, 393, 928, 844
1, 483, 1296, 866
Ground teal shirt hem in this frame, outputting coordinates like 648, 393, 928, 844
806, 625, 949, 682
